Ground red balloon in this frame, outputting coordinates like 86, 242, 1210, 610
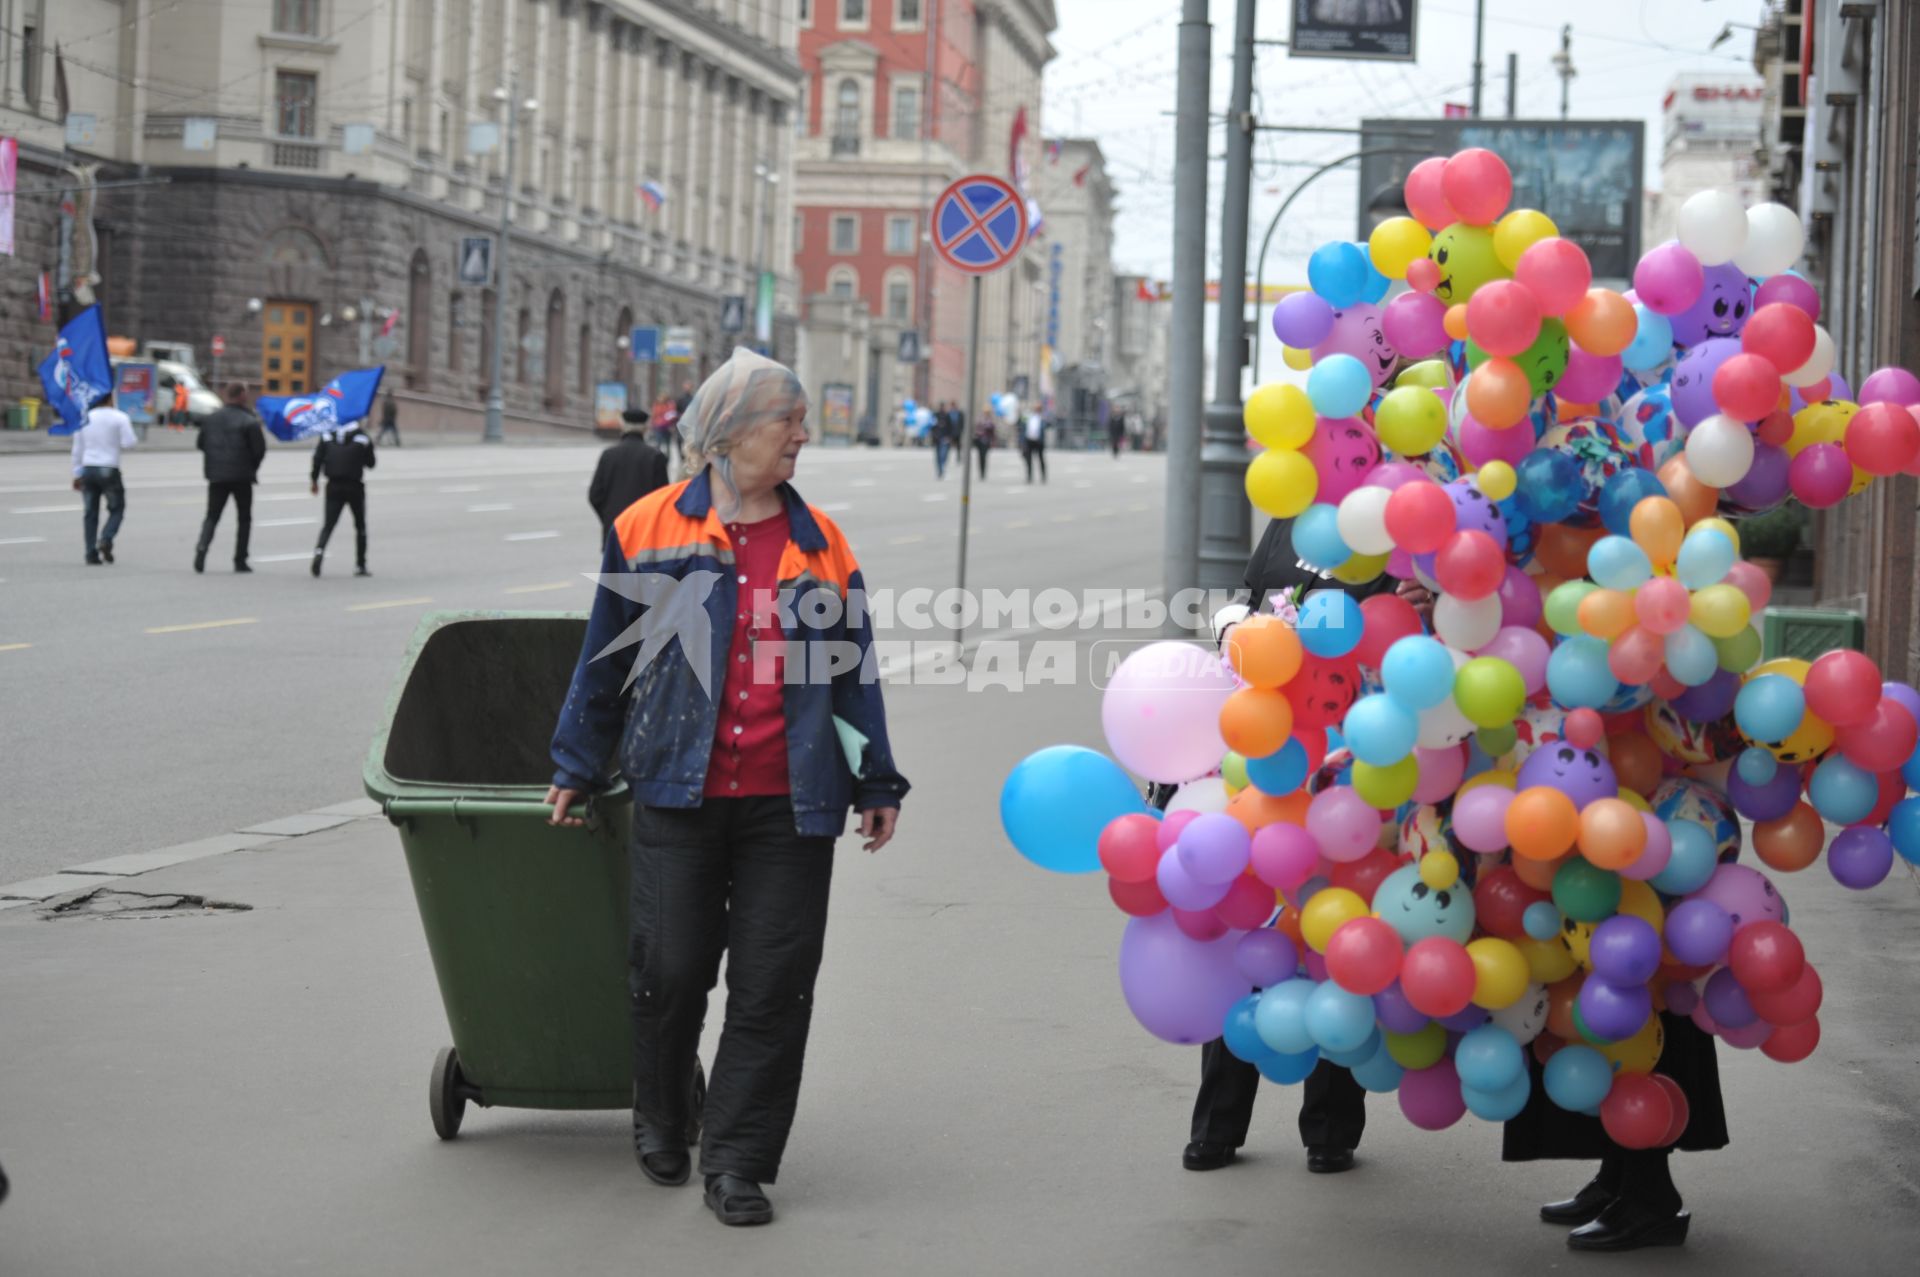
1295, 725, 1330, 775
1749, 961, 1823, 1026
1804, 649, 1883, 728
1434, 529, 1506, 600
1285, 653, 1363, 730
1844, 402, 1920, 477
1404, 157, 1458, 231
1108, 875, 1168, 917
1760, 1014, 1821, 1063
1712, 352, 1785, 422
1564, 708, 1604, 750
1600, 1073, 1674, 1150
1324, 914, 1407, 995
1727, 920, 1806, 996
1865, 768, 1908, 827
1755, 409, 1795, 447
1741, 302, 1817, 372
1441, 148, 1513, 226
1400, 935, 1478, 1018
1353, 593, 1423, 669
1172, 906, 1230, 942
1788, 442, 1853, 508
1216, 874, 1281, 931
1837, 698, 1919, 773
1384, 480, 1458, 553
1514, 238, 1593, 316
1099, 813, 1162, 883
1407, 257, 1443, 294
1330, 846, 1402, 905
1650, 1074, 1691, 1147
1466, 280, 1543, 357
1472, 865, 1550, 939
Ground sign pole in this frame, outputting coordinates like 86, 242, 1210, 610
955, 273, 983, 657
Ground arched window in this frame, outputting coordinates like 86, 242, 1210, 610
833, 78, 861, 149
407, 248, 432, 389
516, 306, 531, 384
545, 289, 567, 411
827, 266, 858, 300
883, 268, 912, 322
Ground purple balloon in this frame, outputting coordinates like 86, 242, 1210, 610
1719, 1017, 1776, 1049
1693, 863, 1787, 930
1439, 1003, 1491, 1033
1828, 825, 1895, 890
1578, 976, 1653, 1041
1790, 372, 1853, 412
1157, 846, 1232, 912
1860, 367, 1920, 408
1273, 291, 1337, 348
1372, 981, 1432, 1035
1669, 336, 1742, 428
1516, 741, 1620, 809
1664, 898, 1735, 966
1236, 928, 1301, 987
1665, 979, 1701, 1016
1670, 669, 1739, 723
1753, 271, 1820, 320
1398, 1058, 1468, 1130
1722, 440, 1791, 514
1669, 262, 1755, 347
1177, 812, 1253, 884
1881, 681, 1920, 727
1497, 566, 1544, 630
1118, 911, 1250, 1044
1589, 915, 1663, 986
1727, 760, 1803, 823
1703, 966, 1758, 1029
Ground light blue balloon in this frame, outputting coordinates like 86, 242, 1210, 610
1598, 468, 1668, 537
1736, 746, 1780, 785
1463, 1070, 1533, 1121
1455, 1024, 1525, 1093
1356, 242, 1392, 305
1298, 589, 1365, 658
1322, 1028, 1383, 1069
1247, 738, 1310, 796
1293, 503, 1350, 569
1382, 635, 1456, 710
1308, 240, 1370, 308
1734, 674, 1805, 743
1252, 978, 1318, 1056
1343, 693, 1421, 765
1651, 819, 1718, 895
1676, 528, 1737, 590
1889, 796, 1920, 866
1306, 982, 1379, 1054
1587, 535, 1653, 592
1522, 900, 1563, 941
1000, 745, 1149, 873
1809, 755, 1878, 825
1664, 625, 1719, 687
1547, 635, 1620, 709
1308, 354, 1374, 418
1542, 1044, 1613, 1112
1622, 304, 1675, 371
1351, 1037, 1406, 1093
1256, 1046, 1322, 1085
1221, 993, 1273, 1064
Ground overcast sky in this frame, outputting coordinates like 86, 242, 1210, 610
1043, 0, 1769, 289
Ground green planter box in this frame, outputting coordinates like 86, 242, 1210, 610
1761, 606, 1865, 662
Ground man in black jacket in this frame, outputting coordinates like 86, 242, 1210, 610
194, 384, 268, 574
309, 421, 376, 577
588, 407, 670, 537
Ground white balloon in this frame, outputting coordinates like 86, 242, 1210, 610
1434, 591, 1502, 651
1335, 485, 1394, 555
1733, 203, 1805, 277
1490, 982, 1550, 1044
1783, 324, 1837, 388
1676, 190, 1748, 267
1685, 414, 1757, 486
1416, 696, 1474, 749
1167, 776, 1232, 816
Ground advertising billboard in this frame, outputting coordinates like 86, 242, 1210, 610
1291, 1, 1418, 62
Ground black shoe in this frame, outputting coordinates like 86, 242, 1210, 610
1541, 1179, 1615, 1226
193, 547, 206, 573
1567, 1200, 1690, 1252
310, 552, 323, 578
355, 565, 371, 577
703, 1173, 773, 1226
1182, 1141, 1237, 1172
234, 564, 252, 573
99, 539, 114, 564
1307, 1146, 1356, 1174
85, 554, 102, 565
632, 1113, 690, 1188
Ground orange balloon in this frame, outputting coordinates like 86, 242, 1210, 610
1219, 686, 1293, 758
1228, 785, 1309, 834
1466, 356, 1533, 429
1578, 797, 1649, 870
1506, 786, 1580, 861
1443, 303, 1471, 341
1565, 288, 1636, 356
1628, 496, 1684, 566
1272, 906, 1306, 948
1226, 615, 1304, 689
1577, 588, 1637, 639
1753, 802, 1825, 872
1656, 456, 1720, 526
1535, 523, 1604, 580
1605, 731, 1663, 798
1512, 851, 1569, 891
1546, 973, 1586, 1041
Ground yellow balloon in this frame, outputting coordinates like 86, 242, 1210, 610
1368, 216, 1434, 280
1420, 849, 1460, 890
1244, 382, 1316, 450
1562, 917, 1596, 970
1354, 756, 1420, 808
1301, 886, 1368, 953
1459, 768, 1518, 793
1748, 656, 1811, 684
1467, 937, 1532, 1009
1330, 551, 1390, 585
1741, 659, 1836, 761
1477, 459, 1517, 501
1375, 385, 1449, 456
1518, 935, 1577, 984
1493, 209, 1560, 271
1619, 788, 1652, 814
1395, 359, 1452, 391
1245, 448, 1319, 517
1597, 1011, 1666, 1075
1786, 400, 1854, 458
1689, 583, 1752, 638
1283, 345, 1314, 371
1617, 878, 1666, 935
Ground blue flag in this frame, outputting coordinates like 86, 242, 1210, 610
257, 367, 386, 442
37, 305, 114, 436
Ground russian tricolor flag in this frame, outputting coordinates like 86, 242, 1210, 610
638, 180, 667, 212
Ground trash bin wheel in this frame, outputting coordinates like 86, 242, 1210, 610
431, 1046, 468, 1140
686, 1057, 707, 1144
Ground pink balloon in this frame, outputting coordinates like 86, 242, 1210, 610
1250, 823, 1321, 892
1452, 784, 1515, 853
1788, 442, 1852, 508
1361, 460, 1429, 491
1307, 786, 1385, 863
1620, 812, 1673, 881
1457, 413, 1535, 467
1383, 290, 1450, 358
1102, 641, 1236, 783
1441, 149, 1512, 227
1859, 366, 1920, 408
1723, 560, 1773, 612
1608, 625, 1666, 686
1635, 578, 1692, 634
1558, 347, 1623, 403
1478, 625, 1550, 694
1515, 237, 1593, 316
1496, 566, 1543, 629
1172, 906, 1230, 942
1404, 157, 1457, 231
1753, 272, 1820, 320
1633, 241, 1706, 316
1719, 1018, 1777, 1050
1306, 418, 1384, 505
1311, 304, 1398, 390
1400, 1058, 1468, 1130
1412, 745, 1468, 804
1466, 280, 1543, 357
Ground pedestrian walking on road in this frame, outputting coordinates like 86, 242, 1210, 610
1021, 409, 1047, 483
588, 407, 670, 537
70, 393, 137, 565
193, 383, 267, 574
973, 405, 995, 479
1109, 411, 1127, 458
651, 392, 682, 461
309, 422, 376, 577
932, 402, 957, 479
169, 376, 190, 431
376, 390, 402, 446
547, 347, 909, 1230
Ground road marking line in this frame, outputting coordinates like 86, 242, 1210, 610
1130, 475, 1148, 484
146, 617, 259, 635
257, 492, 307, 502
0, 536, 46, 546
921, 493, 948, 503
1126, 502, 1152, 513
9, 505, 79, 515
0, 642, 30, 653
257, 517, 316, 528
1073, 480, 1094, 488
1050, 513, 1075, 523
347, 597, 433, 612
439, 484, 484, 493
467, 503, 514, 512
506, 530, 561, 542
505, 581, 576, 594
1005, 519, 1033, 529
816, 501, 853, 512
252, 552, 314, 563
888, 534, 926, 546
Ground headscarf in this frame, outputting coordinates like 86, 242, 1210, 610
678, 347, 808, 519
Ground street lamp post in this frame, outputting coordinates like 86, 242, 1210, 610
483, 77, 536, 443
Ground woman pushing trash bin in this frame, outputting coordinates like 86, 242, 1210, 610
545, 347, 909, 1228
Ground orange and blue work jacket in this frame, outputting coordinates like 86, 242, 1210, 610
550, 468, 909, 836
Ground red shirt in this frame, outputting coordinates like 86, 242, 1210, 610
704, 510, 792, 798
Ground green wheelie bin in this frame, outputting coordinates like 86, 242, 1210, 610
365, 610, 702, 1139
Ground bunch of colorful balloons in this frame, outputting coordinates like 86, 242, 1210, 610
1001, 146, 1920, 1148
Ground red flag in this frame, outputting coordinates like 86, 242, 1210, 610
1009, 106, 1029, 192
380, 309, 401, 337
1072, 163, 1091, 187
1135, 279, 1155, 303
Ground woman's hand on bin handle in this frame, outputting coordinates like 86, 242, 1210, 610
545, 784, 590, 828
859, 807, 898, 853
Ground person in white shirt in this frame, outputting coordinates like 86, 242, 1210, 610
70, 397, 138, 565
1021, 410, 1047, 484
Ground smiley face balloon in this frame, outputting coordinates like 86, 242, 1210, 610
1669, 262, 1755, 347
1517, 742, 1621, 810
1373, 863, 1478, 944
1312, 304, 1399, 390
1428, 224, 1509, 305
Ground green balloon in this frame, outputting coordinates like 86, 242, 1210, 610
1544, 580, 1597, 637
1552, 858, 1622, 924
1714, 625, 1763, 674
1428, 224, 1507, 306
1454, 656, 1527, 729
1396, 358, 1452, 392
1465, 317, 1571, 397
1476, 724, 1519, 757
1222, 751, 1249, 791
1385, 1022, 1448, 1070
1353, 755, 1420, 808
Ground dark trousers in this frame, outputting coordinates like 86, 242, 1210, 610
316, 482, 368, 566
631, 796, 835, 1184
1190, 1039, 1366, 1151
1022, 439, 1046, 482
974, 440, 990, 478
1597, 1149, 1682, 1213
78, 466, 126, 557
933, 437, 951, 477
377, 422, 400, 446
197, 480, 254, 565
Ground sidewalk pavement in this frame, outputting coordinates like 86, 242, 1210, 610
1, 664, 1917, 1275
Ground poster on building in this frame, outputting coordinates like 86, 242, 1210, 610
115, 363, 158, 423
754, 271, 774, 345
0, 137, 14, 257
820, 383, 855, 441
1290, 0, 1418, 63
594, 381, 628, 431
663, 326, 696, 364
1357, 119, 1644, 282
